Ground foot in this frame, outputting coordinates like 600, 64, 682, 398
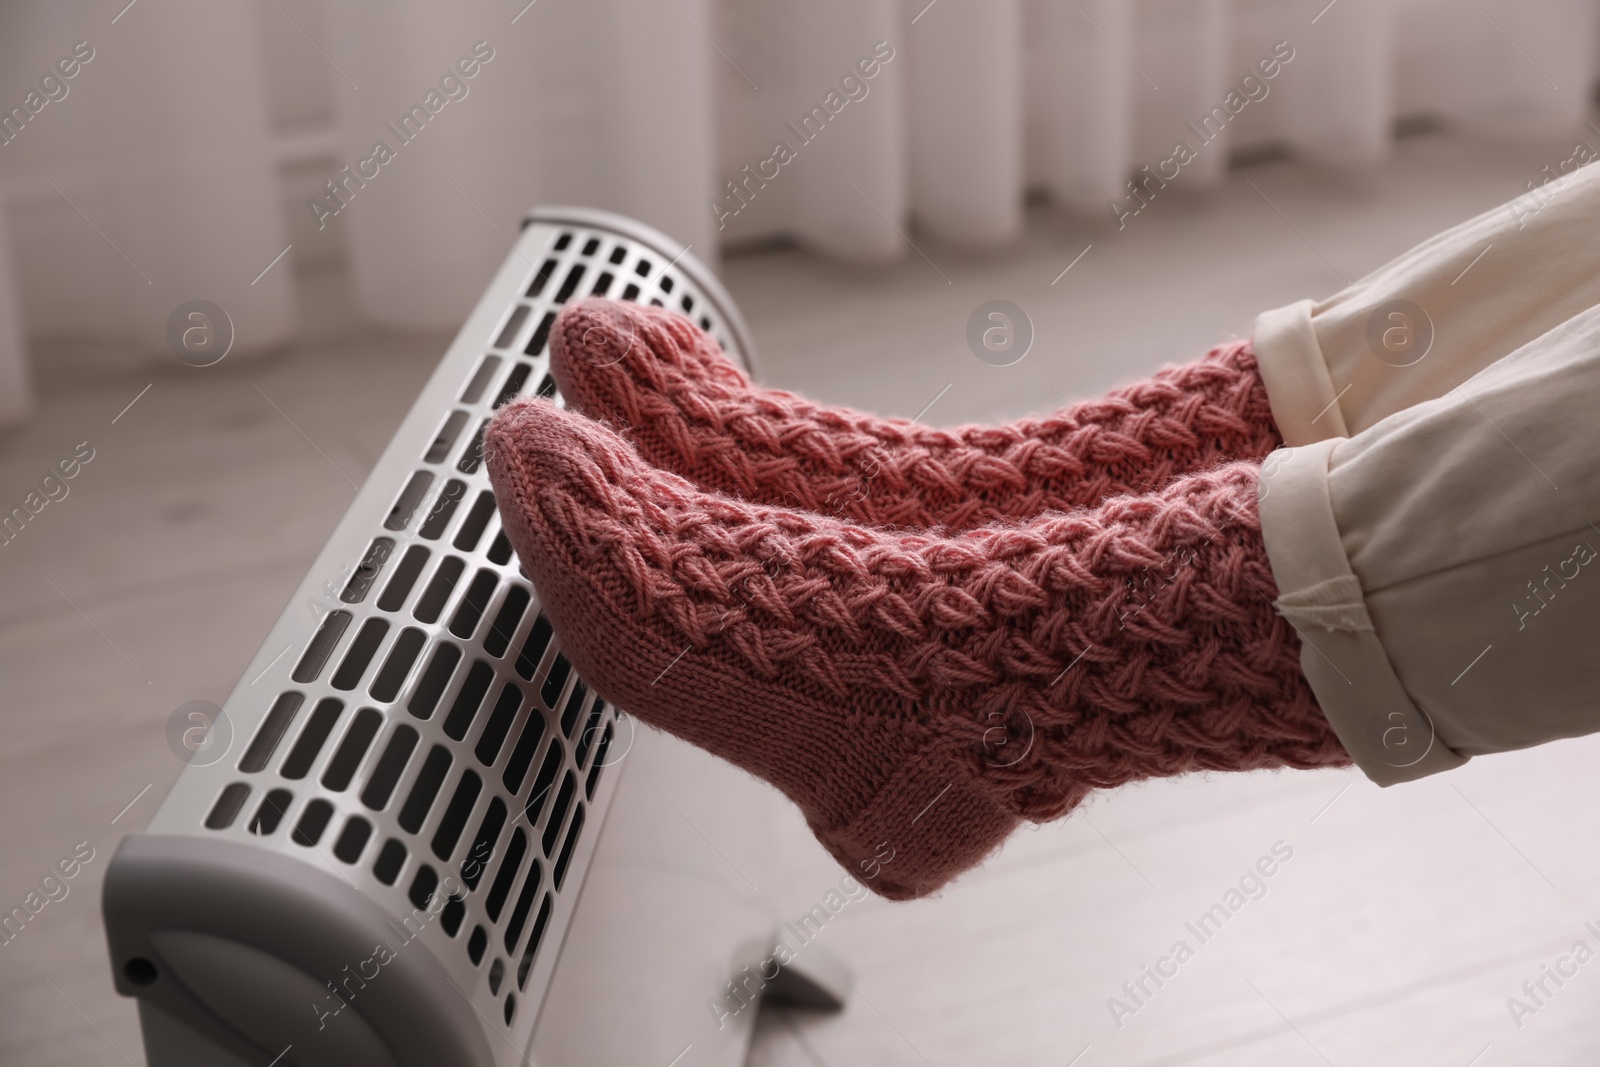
548, 297, 1282, 531
485, 400, 1348, 900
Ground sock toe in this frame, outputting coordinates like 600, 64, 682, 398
549, 297, 750, 422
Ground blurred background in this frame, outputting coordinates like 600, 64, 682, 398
6, 1, 1600, 1065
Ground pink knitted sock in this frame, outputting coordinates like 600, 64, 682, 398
485, 400, 1350, 901
549, 297, 1281, 531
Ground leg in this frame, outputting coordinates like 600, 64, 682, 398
549, 298, 1279, 531
485, 400, 1349, 900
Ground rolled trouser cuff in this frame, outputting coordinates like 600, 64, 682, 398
1253, 299, 1347, 445
1254, 161, 1600, 445
1256, 439, 1467, 784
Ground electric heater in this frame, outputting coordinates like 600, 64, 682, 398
101, 208, 830, 1067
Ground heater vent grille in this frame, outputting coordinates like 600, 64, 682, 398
169, 213, 752, 1058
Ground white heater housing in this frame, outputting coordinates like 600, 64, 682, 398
102, 208, 826, 1067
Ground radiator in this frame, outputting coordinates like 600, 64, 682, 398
101, 207, 808, 1067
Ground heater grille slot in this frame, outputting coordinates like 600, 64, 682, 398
503, 860, 542, 952
331, 618, 388, 690
514, 614, 553, 680
378, 545, 429, 612
334, 814, 372, 863
493, 305, 531, 350
323, 707, 383, 790
409, 645, 461, 719
399, 746, 453, 833
526, 259, 558, 298
484, 828, 527, 922
501, 709, 547, 796
539, 655, 572, 711
362, 725, 419, 809
433, 770, 483, 860
585, 727, 611, 800
450, 570, 500, 639
425, 412, 471, 465
526, 313, 556, 357
343, 538, 395, 602
558, 681, 587, 739
374, 838, 406, 885
410, 865, 441, 910
455, 492, 498, 552
166, 216, 744, 1046
486, 530, 513, 566
483, 586, 530, 657
249, 788, 292, 836
457, 422, 489, 474
541, 774, 576, 857
420, 479, 468, 539
461, 357, 501, 404
474, 684, 525, 766
240, 692, 302, 772
516, 895, 553, 991
414, 557, 465, 623
442, 897, 466, 937
293, 611, 350, 683
371, 628, 427, 703
444, 661, 496, 741
292, 798, 334, 846
493, 364, 533, 409
205, 783, 250, 830
281, 699, 344, 779
463, 799, 507, 890
523, 744, 563, 828
552, 806, 584, 890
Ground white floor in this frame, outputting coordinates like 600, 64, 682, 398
5, 126, 1600, 1066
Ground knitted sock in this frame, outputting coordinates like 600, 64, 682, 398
549, 297, 1281, 531
485, 400, 1350, 901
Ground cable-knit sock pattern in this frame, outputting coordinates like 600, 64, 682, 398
485, 400, 1350, 901
549, 297, 1283, 531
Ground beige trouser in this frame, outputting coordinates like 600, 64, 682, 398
1253, 165, 1600, 784
1254, 159, 1600, 446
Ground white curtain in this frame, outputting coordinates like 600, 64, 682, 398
0, 167, 29, 427
319, 0, 718, 328
0, 2, 295, 394
1, 0, 1597, 424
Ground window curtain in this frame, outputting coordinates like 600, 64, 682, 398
0, 0, 1595, 424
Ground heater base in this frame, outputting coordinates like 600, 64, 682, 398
765, 943, 853, 1013
138, 1001, 257, 1067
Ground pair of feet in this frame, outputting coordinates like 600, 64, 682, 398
484, 299, 1349, 900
